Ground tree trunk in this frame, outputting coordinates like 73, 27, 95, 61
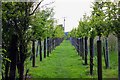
5, 61, 10, 80
36, 41, 39, 57
47, 38, 49, 57
2, 71, 4, 80
84, 37, 88, 65
105, 37, 110, 68
51, 38, 53, 52
17, 52, 20, 75
52, 38, 54, 50
19, 42, 25, 80
103, 46, 107, 68
18, 2, 29, 79
90, 37, 94, 75
77, 38, 79, 55
118, 35, 120, 80
97, 40, 102, 80
9, 34, 18, 80
44, 38, 46, 58
32, 40, 35, 67
49, 38, 51, 54
19, 62, 24, 80
53, 38, 55, 50
39, 39, 42, 61
81, 38, 84, 59
79, 38, 82, 56
54, 38, 56, 48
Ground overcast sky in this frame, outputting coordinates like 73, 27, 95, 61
42, 0, 94, 32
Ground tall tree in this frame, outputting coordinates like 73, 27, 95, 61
2, 1, 44, 79
88, 18, 96, 75
92, 2, 104, 79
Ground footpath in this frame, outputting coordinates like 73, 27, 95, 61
28, 40, 89, 78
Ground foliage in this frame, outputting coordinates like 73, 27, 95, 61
88, 16, 97, 38
102, 2, 114, 37
69, 28, 78, 38
2, 2, 33, 79
77, 14, 90, 38
54, 25, 64, 38
70, 1, 119, 38
30, 8, 55, 40
91, 2, 106, 37
111, 2, 120, 36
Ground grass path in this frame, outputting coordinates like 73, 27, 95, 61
28, 40, 90, 78
27, 40, 118, 78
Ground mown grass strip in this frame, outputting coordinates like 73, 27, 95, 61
27, 40, 118, 79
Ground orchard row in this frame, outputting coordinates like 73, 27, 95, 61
2, 2, 64, 80
68, 1, 120, 80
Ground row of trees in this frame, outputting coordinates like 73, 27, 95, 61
2, 1, 64, 80
69, 1, 120, 80
30, 8, 64, 67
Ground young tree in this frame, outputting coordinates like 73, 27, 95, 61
77, 17, 89, 64
81, 14, 90, 65
54, 25, 64, 39
92, 2, 104, 79
88, 16, 97, 75
2, 2, 33, 79
2, 1, 44, 79
30, 7, 54, 60
102, 2, 115, 69
110, 1, 120, 79
77, 21, 85, 60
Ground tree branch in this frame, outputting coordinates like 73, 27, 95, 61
40, 1, 55, 8
29, 0, 44, 16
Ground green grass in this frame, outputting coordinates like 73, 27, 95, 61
27, 40, 118, 78
0, 74, 1, 80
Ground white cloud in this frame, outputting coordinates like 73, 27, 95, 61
42, 0, 94, 32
